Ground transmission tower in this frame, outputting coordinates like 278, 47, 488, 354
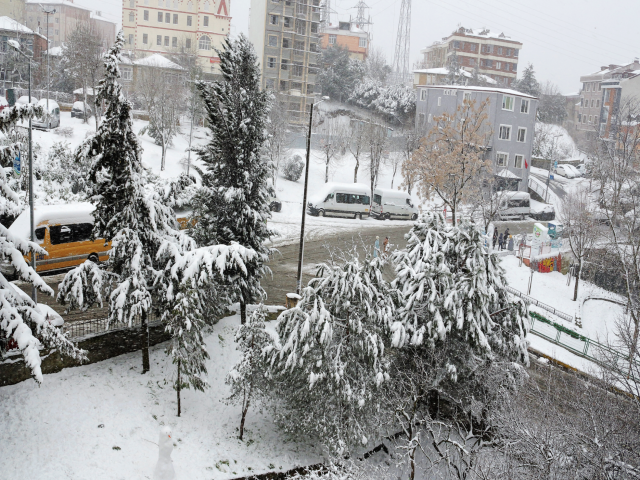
352, 0, 372, 30
392, 0, 411, 84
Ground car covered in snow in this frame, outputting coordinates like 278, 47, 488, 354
71, 101, 93, 119
32, 99, 60, 129
554, 165, 577, 179
529, 199, 555, 221
16, 95, 38, 105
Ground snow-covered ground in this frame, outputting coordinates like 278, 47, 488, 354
0, 314, 322, 480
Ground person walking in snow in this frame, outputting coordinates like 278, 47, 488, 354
498, 233, 504, 251
492, 229, 498, 250
374, 236, 380, 258
504, 227, 510, 239
382, 236, 389, 256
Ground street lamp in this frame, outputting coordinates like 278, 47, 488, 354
8, 39, 36, 302
296, 96, 329, 295
42, 7, 56, 113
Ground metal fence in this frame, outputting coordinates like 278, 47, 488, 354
506, 285, 575, 322
63, 314, 161, 340
528, 176, 550, 203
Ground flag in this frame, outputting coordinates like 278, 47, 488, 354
525, 158, 529, 169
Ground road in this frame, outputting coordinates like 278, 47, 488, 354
530, 171, 569, 200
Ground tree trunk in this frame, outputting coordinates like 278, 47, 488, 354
353, 158, 359, 183
239, 394, 251, 440
240, 301, 247, 325
177, 358, 181, 417
573, 260, 581, 301
451, 204, 456, 225
325, 159, 329, 183
161, 139, 166, 171
141, 310, 150, 374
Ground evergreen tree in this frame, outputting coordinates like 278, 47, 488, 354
512, 63, 541, 97
58, 31, 180, 373
265, 253, 399, 454
0, 104, 86, 383
317, 45, 366, 102
444, 50, 465, 86
225, 305, 274, 440
191, 34, 274, 324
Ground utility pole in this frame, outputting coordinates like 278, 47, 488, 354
42, 7, 56, 114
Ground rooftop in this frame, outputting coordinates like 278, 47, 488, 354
26, 0, 92, 11
413, 67, 498, 85
0, 16, 34, 34
425, 26, 521, 48
417, 84, 538, 99
133, 54, 183, 70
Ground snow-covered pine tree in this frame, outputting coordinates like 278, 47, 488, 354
225, 305, 274, 440
0, 104, 86, 383
512, 63, 541, 98
57, 31, 180, 373
391, 212, 529, 375
265, 252, 398, 454
444, 50, 464, 86
191, 34, 274, 324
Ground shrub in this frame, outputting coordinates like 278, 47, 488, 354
282, 154, 304, 182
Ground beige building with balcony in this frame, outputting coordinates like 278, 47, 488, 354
249, 0, 321, 124
122, 0, 231, 76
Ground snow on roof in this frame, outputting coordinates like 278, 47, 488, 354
73, 87, 96, 95
414, 68, 497, 85
375, 187, 411, 198
44, 46, 63, 56
8, 203, 96, 240
419, 84, 537, 99
26, 0, 92, 11
133, 54, 183, 70
0, 16, 34, 34
495, 169, 522, 179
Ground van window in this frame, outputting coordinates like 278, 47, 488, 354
406, 198, 413, 207
323, 193, 334, 202
49, 223, 93, 244
336, 193, 347, 203
337, 193, 370, 204
507, 198, 530, 208
73, 223, 94, 242
35, 227, 45, 242
55, 108, 60, 115
374, 194, 382, 205
50, 225, 73, 244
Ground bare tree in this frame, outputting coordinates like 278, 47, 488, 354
265, 93, 289, 188
347, 118, 367, 183
403, 98, 493, 224
136, 66, 185, 171
314, 114, 345, 183
364, 119, 388, 205
399, 126, 421, 194
560, 186, 599, 301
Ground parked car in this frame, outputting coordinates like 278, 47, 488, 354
308, 183, 371, 219
575, 163, 589, 176
32, 99, 60, 129
16, 95, 38, 105
565, 164, 582, 177
71, 101, 93, 119
269, 195, 282, 212
530, 200, 555, 221
371, 188, 418, 220
554, 165, 577, 179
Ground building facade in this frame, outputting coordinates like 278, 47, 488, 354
25, 0, 116, 47
412, 66, 497, 88
0, 16, 47, 86
415, 85, 538, 192
122, 0, 230, 76
319, 21, 368, 61
0, 0, 25, 23
599, 71, 640, 142
249, 0, 321, 124
420, 27, 522, 87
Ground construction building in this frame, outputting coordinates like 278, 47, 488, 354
122, 0, 230, 76
249, 0, 321, 124
319, 21, 368, 61
25, 0, 116, 47
0, 16, 47, 86
420, 26, 522, 87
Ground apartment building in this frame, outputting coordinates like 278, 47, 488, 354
25, 0, 116, 47
0, 16, 47, 85
122, 0, 230, 76
415, 85, 538, 192
319, 21, 368, 61
576, 59, 640, 137
420, 26, 522, 87
599, 70, 640, 141
249, 0, 321, 124
0, 0, 25, 23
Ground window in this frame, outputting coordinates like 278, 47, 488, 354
164, 36, 169, 46
165, 12, 170, 22
158, 11, 163, 21
290, 81, 302, 90
498, 125, 512, 140
470, 43, 476, 52
203, 15, 209, 26
453, 40, 460, 49
268, 35, 278, 47
359, 37, 367, 48
203, 0, 210, 10
292, 62, 303, 76
198, 35, 211, 50
185, 38, 191, 49
122, 67, 133, 80
270, 14, 278, 25
185, 15, 192, 26
130, 0, 134, 6
280, 80, 287, 90
173, 13, 178, 24
157, 35, 162, 45
281, 59, 288, 70
437, 96, 441, 106
591, 99, 595, 108
266, 78, 275, 89
309, 42, 316, 52
598, 83, 601, 91
172, 37, 177, 47
307, 84, 314, 94
514, 49, 518, 57
596, 99, 600, 107
187, 0, 193, 9
143, 33, 148, 44
420, 89, 426, 101
293, 40, 304, 51
267, 56, 276, 68
496, 152, 508, 166
129, 11, 134, 21
295, 19, 306, 34
514, 155, 524, 169
496, 61, 501, 70
520, 98, 529, 114
497, 47, 503, 55
586, 83, 591, 92
589, 115, 593, 123
328, 34, 336, 44
418, 113, 425, 125
517, 127, 526, 142
578, 113, 582, 123
128, 34, 134, 44
486, 59, 493, 68
506, 48, 511, 56
463, 91, 471, 103
55, 17, 59, 23
55, 30, 59, 35
469, 58, 475, 66
50, 223, 93, 245
282, 38, 290, 48
311, 22, 318, 33
144, 9, 149, 20
583, 116, 586, 124
284, 17, 291, 28
502, 95, 514, 111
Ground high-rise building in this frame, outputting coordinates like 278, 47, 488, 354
319, 21, 368, 61
420, 26, 522, 87
0, 0, 26, 23
122, 0, 230, 76
25, 0, 117, 47
249, 0, 321, 124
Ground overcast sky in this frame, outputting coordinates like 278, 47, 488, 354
87, 0, 639, 94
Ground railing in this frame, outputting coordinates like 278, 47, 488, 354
63, 313, 161, 340
528, 176, 549, 203
506, 285, 574, 322
3, 87, 75, 105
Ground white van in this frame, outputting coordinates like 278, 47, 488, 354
33, 99, 60, 129
371, 188, 418, 220
498, 191, 530, 220
307, 183, 371, 219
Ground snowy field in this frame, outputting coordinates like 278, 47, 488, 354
0, 315, 322, 480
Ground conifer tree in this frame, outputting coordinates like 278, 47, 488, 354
191, 34, 274, 324
512, 63, 541, 97
0, 104, 86, 383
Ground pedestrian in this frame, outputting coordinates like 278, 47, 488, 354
504, 227, 510, 239
492, 229, 498, 249
508, 235, 514, 251
382, 236, 389, 256
374, 236, 380, 258
498, 233, 504, 251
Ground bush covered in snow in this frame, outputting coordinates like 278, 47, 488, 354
282, 154, 304, 182
349, 80, 415, 125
